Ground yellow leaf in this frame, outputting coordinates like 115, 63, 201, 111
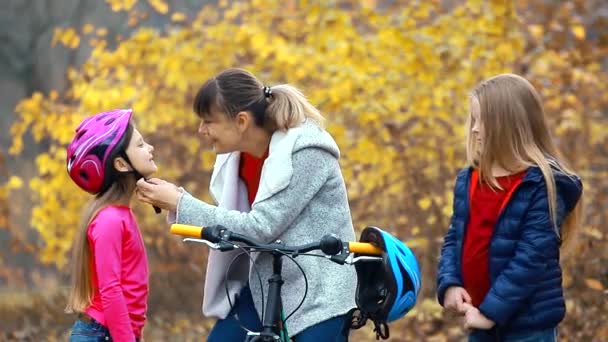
404, 238, 429, 248
171, 12, 186, 22
82, 24, 94, 34
571, 25, 585, 40
128, 16, 139, 27
7, 176, 23, 190
53, 27, 81, 49
147, 0, 169, 14
582, 226, 603, 240
418, 197, 432, 210
584, 278, 604, 291
69, 35, 81, 49
562, 271, 573, 288
105, 0, 136, 12
413, 2, 432, 19
528, 24, 543, 40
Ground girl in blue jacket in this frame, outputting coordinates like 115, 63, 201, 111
437, 74, 583, 341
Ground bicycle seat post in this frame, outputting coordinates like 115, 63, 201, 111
258, 252, 285, 341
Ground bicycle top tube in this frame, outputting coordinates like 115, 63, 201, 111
170, 223, 383, 256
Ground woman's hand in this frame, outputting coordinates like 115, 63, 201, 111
443, 286, 472, 314
462, 303, 495, 330
136, 178, 182, 211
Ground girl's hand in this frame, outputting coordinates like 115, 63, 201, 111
462, 303, 495, 330
444, 286, 472, 314
136, 178, 181, 211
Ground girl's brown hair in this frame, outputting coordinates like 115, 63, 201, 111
466, 74, 582, 250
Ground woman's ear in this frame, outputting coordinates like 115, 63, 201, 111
235, 111, 252, 133
113, 156, 131, 172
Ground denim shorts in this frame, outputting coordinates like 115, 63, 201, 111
69, 318, 112, 342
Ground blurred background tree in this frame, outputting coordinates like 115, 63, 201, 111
1, 0, 607, 341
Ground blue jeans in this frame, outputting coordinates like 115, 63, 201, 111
292, 315, 351, 342
207, 286, 351, 341
469, 328, 558, 342
69, 318, 112, 342
208, 286, 264, 341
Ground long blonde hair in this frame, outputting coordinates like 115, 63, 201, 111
65, 125, 135, 313
193, 68, 325, 131
466, 74, 582, 248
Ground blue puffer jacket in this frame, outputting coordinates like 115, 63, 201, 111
437, 166, 582, 333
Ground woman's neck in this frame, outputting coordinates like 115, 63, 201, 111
242, 126, 272, 158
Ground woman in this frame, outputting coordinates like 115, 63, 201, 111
136, 68, 357, 341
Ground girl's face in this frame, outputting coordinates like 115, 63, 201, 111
470, 96, 484, 158
197, 108, 245, 154
125, 128, 157, 177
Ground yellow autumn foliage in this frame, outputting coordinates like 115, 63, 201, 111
7, 0, 608, 288
2, 1, 608, 340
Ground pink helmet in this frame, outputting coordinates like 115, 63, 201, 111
66, 109, 133, 194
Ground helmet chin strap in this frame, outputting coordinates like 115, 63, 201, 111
120, 152, 161, 214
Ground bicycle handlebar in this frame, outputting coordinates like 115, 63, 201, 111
170, 224, 383, 256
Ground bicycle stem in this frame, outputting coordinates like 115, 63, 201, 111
258, 254, 285, 341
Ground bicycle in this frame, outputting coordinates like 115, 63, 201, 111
170, 223, 387, 341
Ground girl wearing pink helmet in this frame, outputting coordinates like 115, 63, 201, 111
65, 109, 157, 342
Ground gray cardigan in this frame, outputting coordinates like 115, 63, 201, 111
173, 120, 357, 336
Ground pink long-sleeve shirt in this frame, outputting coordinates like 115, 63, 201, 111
84, 205, 148, 341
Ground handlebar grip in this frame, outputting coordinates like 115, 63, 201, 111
348, 242, 383, 256
170, 224, 204, 239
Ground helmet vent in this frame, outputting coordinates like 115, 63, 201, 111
79, 170, 89, 180
76, 130, 86, 140
104, 118, 116, 126
397, 262, 414, 298
96, 113, 109, 121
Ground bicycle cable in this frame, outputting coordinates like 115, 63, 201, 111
274, 250, 308, 324
223, 245, 342, 337
223, 245, 266, 333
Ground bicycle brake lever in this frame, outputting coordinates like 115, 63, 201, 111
329, 253, 349, 265
183, 238, 220, 249
182, 238, 239, 252
345, 255, 383, 264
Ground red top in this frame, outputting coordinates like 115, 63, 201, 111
85, 205, 149, 341
239, 148, 270, 205
462, 170, 526, 307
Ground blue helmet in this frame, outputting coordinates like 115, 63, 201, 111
353, 226, 421, 338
